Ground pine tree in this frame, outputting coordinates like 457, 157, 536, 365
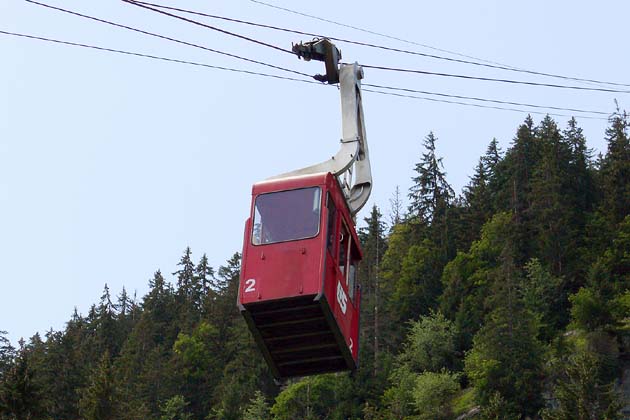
391, 239, 443, 324
0, 344, 44, 420
562, 117, 596, 287
0, 331, 14, 380
160, 395, 192, 420
564, 117, 594, 215
461, 158, 493, 245
388, 185, 404, 228
242, 391, 271, 420
79, 351, 120, 420
196, 254, 216, 316
408, 132, 454, 226
483, 137, 503, 176
440, 212, 513, 351
465, 244, 544, 416
116, 287, 131, 318
543, 347, 622, 420
600, 111, 630, 226
95, 284, 122, 356
115, 271, 178, 415
143, 270, 177, 344
358, 205, 388, 374
173, 247, 200, 332
529, 116, 572, 276
493, 115, 542, 264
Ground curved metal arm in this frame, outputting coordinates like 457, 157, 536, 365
269, 63, 372, 217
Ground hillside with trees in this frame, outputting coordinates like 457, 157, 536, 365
1, 112, 629, 419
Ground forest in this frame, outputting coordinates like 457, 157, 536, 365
1, 112, 629, 419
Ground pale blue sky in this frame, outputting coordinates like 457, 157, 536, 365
1, 0, 628, 344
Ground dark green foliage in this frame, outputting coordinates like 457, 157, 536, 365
440, 212, 514, 350
271, 374, 347, 420
0, 332, 14, 381
408, 132, 454, 225
543, 337, 622, 420
0, 345, 44, 420
3, 114, 630, 418
600, 111, 630, 226
78, 351, 120, 420
391, 240, 443, 324
521, 258, 564, 341
464, 244, 545, 417
160, 395, 192, 420
412, 370, 460, 420
242, 391, 271, 420
398, 312, 457, 373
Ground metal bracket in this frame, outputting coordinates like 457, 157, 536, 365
269, 53, 372, 217
292, 38, 341, 84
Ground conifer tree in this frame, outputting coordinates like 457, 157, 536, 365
160, 395, 192, 420
561, 117, 596, 285
79, 351, 120, 420
196, 254, 216, 316
483, 137, 503, 175
358, 205, 387, 373
543, 346, 622, 420
600, 111, 630, 226
564, 117, 594, 214
242, 391, 271, 420
465, 244, 544, 416
529, 116, 572, 276
142, 270, 177, 343
0, 344, 44, 420
388, 185, 404, 227
195, 254, 214, 296
440, 212, 513, 350
493, 115, 541, 264
0, 331, 14, 380
174, 247, 200, 332
116, 287, 131, 318
408, 132, 454, 225
462, 158, 492, 244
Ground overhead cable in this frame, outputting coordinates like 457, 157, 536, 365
357, 64, 630, 94
2, 29, 611, 120
363, 88, 607, 120
247, 0, 517, 70
362, 83, 608, 115
136, 0, 630, 89
24, 0, 310, 78
0, 30, 318, 85
122, 0, 295, 56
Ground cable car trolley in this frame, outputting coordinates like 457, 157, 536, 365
238, 39, 372, 379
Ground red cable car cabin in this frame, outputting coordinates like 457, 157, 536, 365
238, 172, 362, 379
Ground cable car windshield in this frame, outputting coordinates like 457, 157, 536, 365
252, 187, 322, 245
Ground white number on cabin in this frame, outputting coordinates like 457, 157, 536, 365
244, 279, 256, 293
337, 281, 348, 314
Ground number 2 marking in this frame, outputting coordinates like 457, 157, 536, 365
244, 279, 256, 293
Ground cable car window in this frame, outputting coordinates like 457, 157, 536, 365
339, 223, 349, 275
347, 260, 357, 301
252, 187, 321, 245
326, 193, 337, 254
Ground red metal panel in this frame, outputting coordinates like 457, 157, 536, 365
238, 172, 363, 377
240, 236, 323, 304
240, 174, 328, 305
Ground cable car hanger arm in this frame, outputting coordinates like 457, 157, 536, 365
268, 38, 372, 217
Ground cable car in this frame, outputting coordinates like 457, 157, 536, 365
239, 172, 362, 378
238, 39, 372, 379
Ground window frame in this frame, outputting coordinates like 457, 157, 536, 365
251, 186, 322, 246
